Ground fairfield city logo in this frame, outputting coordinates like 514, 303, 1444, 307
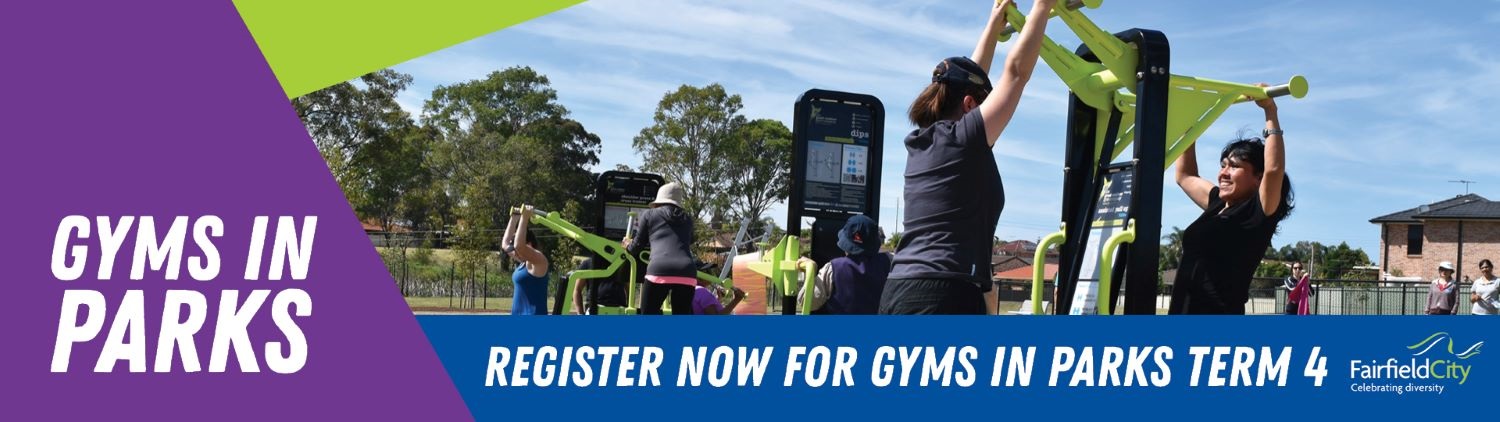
1348, 332, 1483, 395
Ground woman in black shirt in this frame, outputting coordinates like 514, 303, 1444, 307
881, 0, 1056, 314
1168, 88, 1294, 315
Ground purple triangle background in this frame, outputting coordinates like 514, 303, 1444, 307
0, 1, 471, 419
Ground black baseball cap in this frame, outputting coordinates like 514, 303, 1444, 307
931, 56, 993, 93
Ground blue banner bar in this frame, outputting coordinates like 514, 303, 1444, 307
419, 316, 1493, 420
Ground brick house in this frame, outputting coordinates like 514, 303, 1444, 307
1370, 194, 1500, 282
994, 240, 1039, 256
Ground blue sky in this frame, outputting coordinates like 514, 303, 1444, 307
389, 0, 1500, 260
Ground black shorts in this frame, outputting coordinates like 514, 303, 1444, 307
878, 278, 987, 315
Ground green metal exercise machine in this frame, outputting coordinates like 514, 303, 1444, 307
1003, 0, 1309, 314
513, 205, 642, 315
761, 89, 885, 315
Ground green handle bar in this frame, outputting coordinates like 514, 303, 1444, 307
1032, 225, 1067, 315
1093, 219, 1136, 315
514, 206, 639, 315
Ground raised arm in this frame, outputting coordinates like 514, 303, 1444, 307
980, 0, 1057, 147
501, 209, 519, 252
1174, 142, 1213, 210
623, 210, 647, 257
970, 0, 1014, 73
514, 206, 548, 278
1254, 84, 1286, 217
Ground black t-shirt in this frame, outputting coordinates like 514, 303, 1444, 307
1169, 187, 1285, 314
889, 109, 1004, 286
580, 257, 628, 310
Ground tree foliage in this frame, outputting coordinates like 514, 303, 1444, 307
725, 118, 793, 224
421, 67, 602, 269
632, 84, 746, 224
294, 69, 438, 231
297, 66, 602, 281
299, 69, 810, 292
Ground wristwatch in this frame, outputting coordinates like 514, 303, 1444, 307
1263, 128, 1284, 137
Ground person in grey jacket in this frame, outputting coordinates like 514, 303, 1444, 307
624, 182, 699, 315
1427, 261, 1459, 315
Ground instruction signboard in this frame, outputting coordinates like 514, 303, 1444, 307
789, 90, 883, 223
595, 171, 664, 240
1070, 164, 1134, 315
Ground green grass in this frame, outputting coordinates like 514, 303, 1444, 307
406, 296, 531, 313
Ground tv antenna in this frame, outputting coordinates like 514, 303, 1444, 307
1450, 180, 1478, 194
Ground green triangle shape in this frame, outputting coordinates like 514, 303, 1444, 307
233, 0, 586, 98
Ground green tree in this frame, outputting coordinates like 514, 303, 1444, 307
633, 84, 746, 224
1261, 240, 1373, 280
295, 69, 438, 231
422, 67, 602, 259
1159, 226, 1184, 271
725, 118, 793, 224
886, 232, 904, 251
1255, 261, 1291, 278
1315, 242, 1370, 280
425, 67, 600, 211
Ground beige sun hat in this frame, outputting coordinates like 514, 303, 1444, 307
650, 182, 685, 207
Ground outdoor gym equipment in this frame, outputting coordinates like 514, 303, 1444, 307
626, 218, 739, 312
512, 206, 641, 315
515, 206, 737, 315
1002, 0, 1309, 314
744, 233, 820, 315
569, 171, 662, 314
771, 89, 885, 315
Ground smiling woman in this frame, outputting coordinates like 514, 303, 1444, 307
1168, 92, 1295, 315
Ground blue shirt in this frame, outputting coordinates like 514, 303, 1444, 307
890, 109, 1004, 285
512, 265, 550, 315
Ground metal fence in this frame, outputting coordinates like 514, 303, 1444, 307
1246, 278, 1480, 315
995, 277, 1484, 315
375, 233, 513, 311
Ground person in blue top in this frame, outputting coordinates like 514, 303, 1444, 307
503, 206, 550, 315
881, 0, 1056, 315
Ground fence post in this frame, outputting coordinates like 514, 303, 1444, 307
1312, 283, 1318, 315
400, 242, 408, 297
449, 262, 455, 309
1401, 283, 1407, 315
483, 260, 489, 310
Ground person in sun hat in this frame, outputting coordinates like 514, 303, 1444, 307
882, 0, 1057, 315
798, 215, 892, 314
1427, 261, 1460, 315
623, 182, 699, 315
